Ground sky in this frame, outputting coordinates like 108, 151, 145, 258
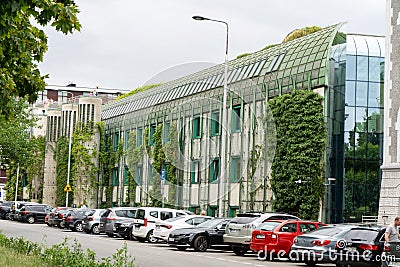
38, 0, 386, 91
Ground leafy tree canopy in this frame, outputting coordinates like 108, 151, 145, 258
0, 97, 37, 165
0, 0, 81, 117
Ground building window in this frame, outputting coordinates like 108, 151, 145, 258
163, 121, 170, 143
123, 166, 129, 185
211, 111, 220, 136
192, 116, 201, 139
209, 158, 220, 183
113, 132, 120, 151
124, 131, 130, 149
232, 106, 241, 132
230, 156, 241, 183
112, 168, 119, 186
191, 161, 200, 184
137, 127, 143, 147
136, 165, 143, 185
149, 124, 156, 146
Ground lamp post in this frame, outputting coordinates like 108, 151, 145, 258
193, 15, 229, 218
66, 93, 74, 207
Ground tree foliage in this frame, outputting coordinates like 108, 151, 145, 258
0, 0, 81, 116
269, 90, 326, 220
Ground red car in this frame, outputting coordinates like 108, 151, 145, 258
250, 219, 326, 258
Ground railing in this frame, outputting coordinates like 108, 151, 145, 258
361, 215, 378, 224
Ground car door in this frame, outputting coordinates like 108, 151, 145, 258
276, 222, 298, 253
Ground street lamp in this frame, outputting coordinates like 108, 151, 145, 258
66, 93, 75, 207
193, 15, 229, 218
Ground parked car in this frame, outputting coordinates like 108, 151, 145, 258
133, 207, 192, 243
17, 204, 53, 224
223, 212, 300, 256
382, 240, 400, 267
9, 201, 37, 221
46, 207, 68, 227
99, 207, 137, 237
335, 226, 385, 267
82, 209, 105, 234
290, 224, 384, 266
154, 215, 212, 242
250, 220, 325, 259
114, 219, 135, 240
168, 218, 231, 252
62, 209, 88, 232
0, 201, 13, 220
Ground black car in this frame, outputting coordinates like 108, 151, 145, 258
47, 207, 69, 227
168, 218, 231, 252
114, 219, 135, 239
9, 201, 37, 221
335, 226, 386, 267
382, 240, 400, 267
18, 204, 53, 224
0, 201, 13, 219
62, 209, 88, 232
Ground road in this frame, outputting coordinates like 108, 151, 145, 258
0, 220, 335, 267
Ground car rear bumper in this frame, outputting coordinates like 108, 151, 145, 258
223, 235, 251, 246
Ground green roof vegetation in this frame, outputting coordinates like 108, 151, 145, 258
235, 25, 322, 58
282, 26, 323, 43
116, 83, 162, 100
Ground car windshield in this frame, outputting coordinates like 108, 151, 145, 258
197, 219, 225, 228
256, 221, 281, 231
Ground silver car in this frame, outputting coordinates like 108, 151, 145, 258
82, 209, 105, 234
100, 207, 137, 237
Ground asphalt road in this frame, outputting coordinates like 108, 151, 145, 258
0, 220, 336, 267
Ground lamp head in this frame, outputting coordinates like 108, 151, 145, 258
192, 15, 207, 21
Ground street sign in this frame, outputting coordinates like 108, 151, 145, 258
64, 184, 72, 192
161, 169, 166, 181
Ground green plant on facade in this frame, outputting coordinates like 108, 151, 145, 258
247, 144, 263, 211
71, 123, 99, 206
55, 136, 71, 206
269, 89, 326, 220
146, 123, 178, 208
97, 122, 120, 207
125, 130, 143, 205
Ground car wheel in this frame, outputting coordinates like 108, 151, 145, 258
193, 235, 209, 252
91, 224, 100, 235
232, 246, 247, 256
27, 216, 35, 224
176, 246, 187, 251
107, 232, 114, 237
75, 222, 83, 232
5, 212, 11, 220
146, 230, 158, 243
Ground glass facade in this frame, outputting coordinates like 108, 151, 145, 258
342, 35, 384, 222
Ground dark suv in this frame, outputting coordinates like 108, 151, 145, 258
18, 204, 53, 224
0, 201, 13, 220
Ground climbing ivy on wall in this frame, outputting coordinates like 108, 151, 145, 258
125, 130, 142, 205
97, 122, 119, 208
269, 89, 326, 220
26, 136, 46, 203
146, 122, 178, 208
55, 136, 71, 206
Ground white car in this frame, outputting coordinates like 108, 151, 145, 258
153, 215, 212, 242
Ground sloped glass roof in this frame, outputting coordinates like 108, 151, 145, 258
102, 23, 343, 120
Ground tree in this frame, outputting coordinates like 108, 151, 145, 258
0, 1, 81, 116
0, 98, 39, 200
